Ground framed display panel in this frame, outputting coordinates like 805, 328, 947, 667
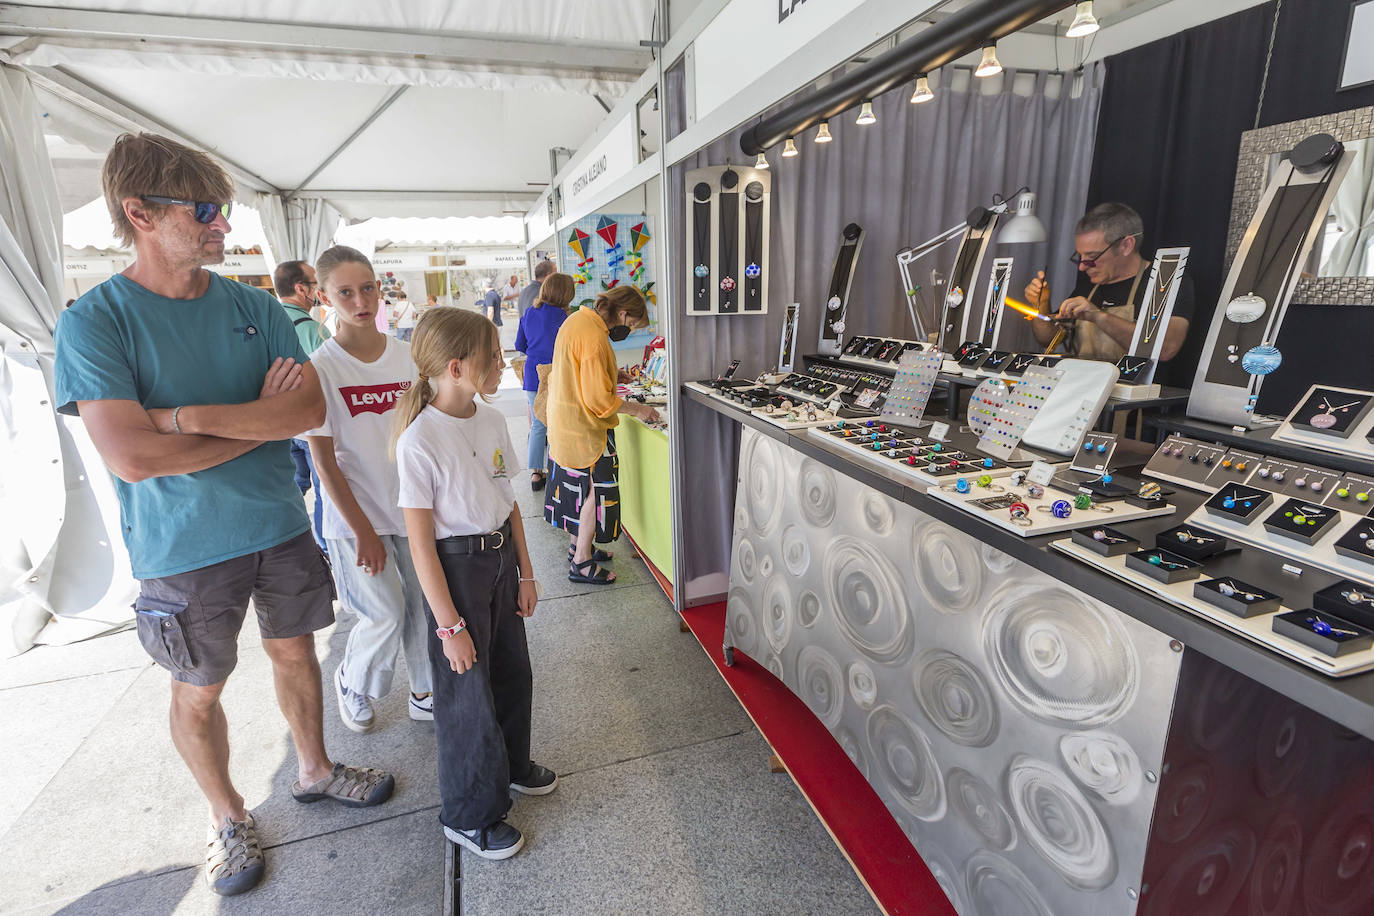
1020, 358, 1121, 458
818, 223, 865, 354
1273, 384, 1374, 462
778, 303, 800, 372
973, 257, 1014, 347
934, 217, 999, 353
684, 165, 770, 316
1189, 145, 1353, 426
1111, 247, 1190, 398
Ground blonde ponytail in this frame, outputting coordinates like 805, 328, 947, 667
389, 307, 499, 456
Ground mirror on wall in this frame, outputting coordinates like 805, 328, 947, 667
1268, 138, 1374, 278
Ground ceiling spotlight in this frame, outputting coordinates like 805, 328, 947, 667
910, 75, 934, 104
1066, 1, 1100, 38
815, 121, 833, 143
755, 152, 769, 169
856, 101, 876, 126
782, 137, 799, 158
975, 43, 1002, 78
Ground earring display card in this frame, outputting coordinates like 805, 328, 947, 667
1202, 449, 1264, 488
1037, 355, 1064, 368
956, 341, 991, 370
1290, 387, 1374, 437
977, 364, 1064, 461
879, 349, 944, 426
979, 350, 1016, 374
1263, 498, 1342, 544
1193, 577, 1281, 617
1204, 486, 1275, 523
1273, 609, 1374, 656
1071, 432, 1117, 475
1003, 353, 1039, 377
1156, 525, 1229, 560
1334, 519, 1374, 565
1125, 548, 1203, 584
1143, 435, 1233, 492
1312, 580, 1374, 630
1328, 476, 1374, 511
1071, 526, 1139, 557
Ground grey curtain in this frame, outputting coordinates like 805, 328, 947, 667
671, 64, 1104, 595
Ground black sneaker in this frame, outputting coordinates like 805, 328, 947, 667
444, 820, 524, 860
510, 763, 559, 796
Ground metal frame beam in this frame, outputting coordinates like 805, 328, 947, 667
286, 86, 408, 198
0, 4, 652, 77
24, 64, 278, 192
300, 190, 541, 202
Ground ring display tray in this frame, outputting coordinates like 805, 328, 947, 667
807, 423, 1020, 489
1052, 538, 1374, 677
928, 481, 1175, 537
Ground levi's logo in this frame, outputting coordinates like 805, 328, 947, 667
340, 381, 411, 417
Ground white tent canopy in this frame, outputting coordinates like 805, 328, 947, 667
62, 196, 273, 254
2, 0, 657, 219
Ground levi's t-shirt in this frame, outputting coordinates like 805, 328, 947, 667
396, 402, 519, 538
53, 271, 309, 579
303, 336, 415, 540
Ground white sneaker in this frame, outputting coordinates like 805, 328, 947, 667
334, 665, 374, 733
409, 693, 434, 721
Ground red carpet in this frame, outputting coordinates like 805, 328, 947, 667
680, 602, 955, 916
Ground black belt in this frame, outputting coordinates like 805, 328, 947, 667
436, 521, 512, 556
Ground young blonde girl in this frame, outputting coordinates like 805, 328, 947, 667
393, 307, 556, 860
305, 245, 432, 732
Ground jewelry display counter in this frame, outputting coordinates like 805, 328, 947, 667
683, 383, 1374, 916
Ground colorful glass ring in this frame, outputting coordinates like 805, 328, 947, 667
1009, 501, 1032, 527
955, 478, 971, 494
1074, 493, 1093, 510
1037, 499, 1073, 518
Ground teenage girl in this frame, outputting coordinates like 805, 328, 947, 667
394, 307, 556, 860
305, 245, 432, 732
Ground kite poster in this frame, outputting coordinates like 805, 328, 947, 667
570, 213, 656, 341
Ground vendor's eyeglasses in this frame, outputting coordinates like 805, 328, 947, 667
1070, 232, 1138, 268
141, 196, 232, 224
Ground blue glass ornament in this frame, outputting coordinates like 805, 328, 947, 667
1051, 499, 1072, 518
693, 264, 709, 278
1241, 344, 1282, 376
1102, 473, 1113, 484
745, 262, 762, 279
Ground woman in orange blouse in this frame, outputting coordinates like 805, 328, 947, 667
544, 286, 659, 584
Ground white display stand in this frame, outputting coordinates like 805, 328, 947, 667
1053, 538, 1374, 677
1183, 498, 1374, 588
928, 482, 1174, 538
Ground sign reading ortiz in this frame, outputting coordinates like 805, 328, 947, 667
560, 113, 637, 214
63, 258, 117, 277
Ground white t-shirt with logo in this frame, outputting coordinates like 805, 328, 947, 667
396, 402, 519, 538
304, 336, 415, 539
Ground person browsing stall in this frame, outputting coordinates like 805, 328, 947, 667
394, 308, 557, 861
514, 271, 573, 492
518, 260, 555, 318
544, 286, 659, 585
53, 133, 394, 898
1025, 202, 1193, 363
275, 259, 330, 554
304, 246, 434, 734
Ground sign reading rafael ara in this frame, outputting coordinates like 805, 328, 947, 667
341, 381, 411, 417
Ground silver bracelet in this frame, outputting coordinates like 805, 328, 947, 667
171, 405, 184, 435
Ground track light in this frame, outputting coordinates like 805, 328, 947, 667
782, 137, 798, 158
755, 152, 769, 169
856, 101, 876, 125
910, 75, 934, 104
1065, 1, 1100, 38
815, 121, 833, 143
975, 43, 1002, 78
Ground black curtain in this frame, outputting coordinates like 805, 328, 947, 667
1087, 3, 1275, 388
1259, 0, 1374, 127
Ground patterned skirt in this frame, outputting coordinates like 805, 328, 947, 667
544, 432, 620, 542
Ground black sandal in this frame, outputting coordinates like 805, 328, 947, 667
569, 557, 616, 584
531, 473, 546, 492
569, 545, 613, 563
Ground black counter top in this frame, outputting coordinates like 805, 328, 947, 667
683, 384, 1374, 740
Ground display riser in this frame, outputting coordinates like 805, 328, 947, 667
1185, 503, 1374, 589
927, 485, 1175, 537
1110, 381, 1162, 401
1052, 538, 1374, 677
805, 426, 1022, 490
751, 408, 838, 430
1272, 385, 1374, 462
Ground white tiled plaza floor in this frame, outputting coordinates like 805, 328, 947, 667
0, 371, 874, 915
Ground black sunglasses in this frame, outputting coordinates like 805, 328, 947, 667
1070, 232, 1138, 268
142, 195, 232, 224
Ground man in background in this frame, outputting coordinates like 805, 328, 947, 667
482, 277, 503, 326
394, 290, 415, 341
519, 260, 555, 318
501, 273, 521, 317
275, 260, 329, 555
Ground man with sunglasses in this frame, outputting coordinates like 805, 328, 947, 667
1024, 202, 1193, 363
53, 133, 394, 898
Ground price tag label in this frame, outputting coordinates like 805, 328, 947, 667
929, 421, 950, 441
1029, 461, 1057, 486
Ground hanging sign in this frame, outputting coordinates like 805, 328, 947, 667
560, 114, 637, 214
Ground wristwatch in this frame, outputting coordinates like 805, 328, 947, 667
435, 619, 467, 639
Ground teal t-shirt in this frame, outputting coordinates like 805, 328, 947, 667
54, 271, 311, 579
282, 301, 330, 355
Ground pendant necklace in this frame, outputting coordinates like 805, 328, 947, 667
451, 412, 480, 458
1141, 256, 1181, 344
1310, 396, 1362, 429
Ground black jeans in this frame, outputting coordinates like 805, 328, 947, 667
427, 534, 533, 831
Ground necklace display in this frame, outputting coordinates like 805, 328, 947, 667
1216, 579, 1264, 602
1310, 396, 1363, 430
1140, 256, 1182, 344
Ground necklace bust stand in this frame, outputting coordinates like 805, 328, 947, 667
1111, 246, 1190, 401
